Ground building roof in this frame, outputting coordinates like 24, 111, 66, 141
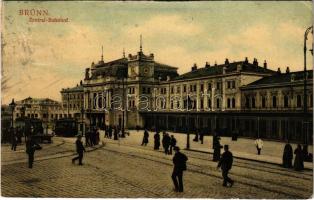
244, 70, 313, 88
172, 60, 275, 81
18, 97, 61, 105
61, 84, 84, 93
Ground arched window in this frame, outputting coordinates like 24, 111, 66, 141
284, 95, 289, 108
232, 98, 236, 108
216, 98, 220, 109
208, 99, 211, 108
297, 95, 302, 107
262, 97, 266, 108
245, 97, 250, 108
272, 96, 277, 108
227, 98, 231, 108
252, 97, 256, 108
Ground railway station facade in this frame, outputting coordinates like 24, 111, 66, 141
61, 47, 313, 143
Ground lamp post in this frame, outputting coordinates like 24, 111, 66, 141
303, 26, 313, 144
9, 99, 16, 128
81, 107, 85, 136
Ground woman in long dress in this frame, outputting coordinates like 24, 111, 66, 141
294, 144, 304, 171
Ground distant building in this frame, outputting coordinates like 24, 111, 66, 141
13, 97, 63, 125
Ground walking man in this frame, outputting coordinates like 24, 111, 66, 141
26, 137, 41, 168
171, 146, 188, 192
141, 129, 149, 146
11, 128, 17, 151
154, 131, 160, 150
72, 134, 86, 165
254, 138, 263, 155
169, 135, 177, 155
163, 132, 171, 155
217, 145, 234, 187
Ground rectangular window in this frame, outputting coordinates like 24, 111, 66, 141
183, 85, 186, 93
208, 83, 212, 90
216, 82, 221, 90
171, 87, 174, 94
177, 86, 180, 94
200, 84, 204, 92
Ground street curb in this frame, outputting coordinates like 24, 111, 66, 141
185, 148, 313, 171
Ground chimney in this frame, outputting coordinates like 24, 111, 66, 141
237, 64, 242, 72
286, 66, 290, 74
191, 63, 198, 71
80, 80, 83, 86
244, 57, 249, 64
263, 60, 267, 69
253, 58, 258, 66
277, 67, 281, 74
225, 58, 230, 65
85, 68, 90, 80
205, 62, 210, 68
223, 66, 227, 74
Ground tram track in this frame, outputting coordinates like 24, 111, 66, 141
99, 141, 311, 198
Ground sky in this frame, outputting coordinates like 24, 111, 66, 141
2, 1, 313, 104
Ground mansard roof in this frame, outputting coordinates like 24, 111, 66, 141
61, 85, 84, 93
244, 70, 313, 88
173, 60, 275, 81
18, 97, 60, 105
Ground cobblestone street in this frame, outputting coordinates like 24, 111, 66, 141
1, 133, 313, 198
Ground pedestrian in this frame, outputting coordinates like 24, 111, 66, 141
105, 126, 109, 138
72, 134, 86, 165
169, 135, 177, 155
171, 146, 188, 192
199, 130, 204, 144
26, 136, 41, 168
302, 145, 309, 162
162, 132, 171, 155
294, 144, 304, 171
282, 142, 293, 168
113, 126, 118, 140
217, 145, 234, 187
154, 131, 160, 150
11, 128, 17, 151
109, 126, 113, 139
96, 129, 100, 145
141, 129, 149, 146
85, 129, 91, 147
193, 130, 199, 142
254, 138, 263, 155
213, 137, 222, 161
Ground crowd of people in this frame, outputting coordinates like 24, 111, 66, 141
84, 127, 100, 147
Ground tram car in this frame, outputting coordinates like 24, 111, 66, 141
54, 118, 78, 137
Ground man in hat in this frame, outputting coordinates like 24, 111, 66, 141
171, 146, 188, 192
217, 145, 234, 187
72, 134, 86, 165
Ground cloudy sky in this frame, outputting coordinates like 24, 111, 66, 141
2, 1, 312, 104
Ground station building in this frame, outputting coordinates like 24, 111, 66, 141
61, 46, 313, 143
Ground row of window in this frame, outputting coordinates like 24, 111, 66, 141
245, 95, 313, 108
64, 93, 84, 100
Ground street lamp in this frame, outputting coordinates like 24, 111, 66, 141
81, 107, 85, 136
9, 99, 16, 128
303, 26, 313, 144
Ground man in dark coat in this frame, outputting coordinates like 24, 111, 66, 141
85, 130, 91, 147
171, 146, 188, 192
162, 132, 171, 155
154, 131, 160, 150
72, 135, 86, 165
11, 128, 17, 151
109, 126, 113, 139
199, 130, 204, 144
217, 145, 234, 187
169, 135, 177, 155
282, 143, 293, 168
141, 129, 149, 146
213, 137, 222, 161
26, 137, 41, 168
